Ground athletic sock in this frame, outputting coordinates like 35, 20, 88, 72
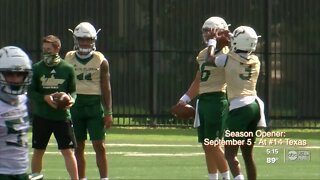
100, 178, 109, 180
234, 174, 244, 180
208, 173, 218, 180
221, 171, 230, 179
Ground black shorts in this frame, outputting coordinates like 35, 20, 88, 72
0, 173, 28, 180
32, 115, 77, 150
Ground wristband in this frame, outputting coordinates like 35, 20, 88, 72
180, 94, 191, 103
207, 39, 217, 48
105, 111, 113, 115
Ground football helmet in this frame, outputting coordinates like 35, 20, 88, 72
68, 22, 101, 54
202, 16, 229, 31
231, 26, 260, 52
202, 17, 229, 44
0, 46, 32, 95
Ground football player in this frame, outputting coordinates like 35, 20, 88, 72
66, 22, 112, 180
176, 17, 230, 180
0, 46, 32, 179
206, 26, 265, 180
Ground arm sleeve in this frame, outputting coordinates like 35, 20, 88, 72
215, 54, 228, 68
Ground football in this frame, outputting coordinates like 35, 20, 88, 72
170, 104, 195, 119
216, 29, 231, 49
52, 92, 71, 109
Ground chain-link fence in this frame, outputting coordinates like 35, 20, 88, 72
1, 0, 319, 128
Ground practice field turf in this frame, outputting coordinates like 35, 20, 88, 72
28, 128, 320, 179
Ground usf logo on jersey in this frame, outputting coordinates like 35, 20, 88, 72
40, 74, 65, 89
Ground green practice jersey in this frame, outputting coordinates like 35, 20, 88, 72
28, 59, 76, 121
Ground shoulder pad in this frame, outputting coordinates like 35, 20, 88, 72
92, 51, 106, 61
65, 51, 76, 59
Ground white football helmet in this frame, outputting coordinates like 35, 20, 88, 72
202, 16, 229, 31
202, 17, 229, 44
231, 26, 260, 52
68, 22, 101, 54
0, 46, 32, 95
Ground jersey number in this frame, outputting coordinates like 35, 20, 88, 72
239, 63, 252, 80
77, 73, 92, 80
200, 63, 210, 81
5, 119, 28, 148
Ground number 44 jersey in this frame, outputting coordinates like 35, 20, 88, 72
65, 50, 105, 95
0, 95, 29, 175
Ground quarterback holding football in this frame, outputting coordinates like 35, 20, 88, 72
173, 17, 231, 180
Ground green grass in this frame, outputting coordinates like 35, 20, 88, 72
28, 128, 320, 179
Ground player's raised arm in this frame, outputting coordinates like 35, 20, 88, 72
205, 28, 231, 66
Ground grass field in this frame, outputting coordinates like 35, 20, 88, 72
28, 128, 320, 179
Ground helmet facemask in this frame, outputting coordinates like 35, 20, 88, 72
73, 36, 96, 55
0, 71, 32, 95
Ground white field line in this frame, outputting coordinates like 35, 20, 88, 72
47, 143, 201, 147
123, 152, 204, 157
32, 151, 205, 157
46, 143, 320, 148
31, 143, 320, 157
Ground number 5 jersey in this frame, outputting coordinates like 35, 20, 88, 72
0, 95, 29, 175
